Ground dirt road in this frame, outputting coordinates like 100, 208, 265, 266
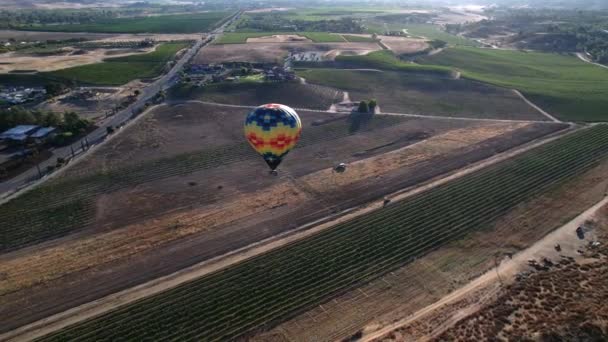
362, 195, 608, 342
576, 52, 608, 70
511, 89, 561, 123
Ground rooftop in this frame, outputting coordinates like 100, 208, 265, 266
0, 125, 39, 137
30, 127, 57, 138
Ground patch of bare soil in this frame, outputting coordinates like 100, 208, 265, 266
89, 33, 202, 43
0, 46, 155, 73
245, 7, 292, 13
247, 34, 312, 43
379, 36, 429, 55
36, 88, 121, 121
0, 30, 117, 42
432, 215, 608, 342
196, 42, 381, 64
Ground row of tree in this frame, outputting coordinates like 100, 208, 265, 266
237, 15, 364, 33
0, 107, 91, 136
358, 99, 377, 113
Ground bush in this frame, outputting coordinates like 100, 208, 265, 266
358, 101, 369, 113
368, 99, 377, 112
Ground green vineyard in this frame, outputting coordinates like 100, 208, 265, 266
40, 124, 608, 341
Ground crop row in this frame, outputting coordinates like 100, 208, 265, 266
0, 115, 406, 252
40, 124, 608, 341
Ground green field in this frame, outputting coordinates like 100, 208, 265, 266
40, 124, 608, 341
47, 42, 189, 85
419, 47, 608, 122
17, 11, 232, 33
341, 34, 376, 42
404, 24, 479, 47
297, 69, 544, 120
215, 32, 346, 44
301, 50, 451, 75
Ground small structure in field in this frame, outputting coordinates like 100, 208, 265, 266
263, 66, 295, 81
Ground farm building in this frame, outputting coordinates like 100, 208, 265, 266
0, 125, 57, 144
30, 127, 58, 144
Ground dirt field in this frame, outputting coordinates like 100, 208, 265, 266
379, 36, 429, 55
0, 30, 200, 43
0, 46, 154, 73
35, 86, 134, 121
0, 102, 564, 333
0, 30, 115, 42
260, 153, 608, 342
195, 42, 382, 64
244, 7, 292, 13
247, 34, 312, 43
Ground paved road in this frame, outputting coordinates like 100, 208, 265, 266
0, 11, 241, 198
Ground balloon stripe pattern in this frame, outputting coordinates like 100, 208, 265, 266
244, 103, 302, 170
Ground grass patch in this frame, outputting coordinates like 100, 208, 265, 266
297, 68, 544, 120
16, 11, 232, 33
341, 34, 376, 42
215, 32, 346, 44
404, 24, 479, 47
419, 47, 608, 122
331, 50, 451, 75
46, 42, 189, 85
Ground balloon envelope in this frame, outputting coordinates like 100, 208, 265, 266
244, 103, 302, 170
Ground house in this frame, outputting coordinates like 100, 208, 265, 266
0, 125, 58, 144
0, 125, 40, 143
29, 127, 58, 144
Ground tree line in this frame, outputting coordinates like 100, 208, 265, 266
0, 107, 91, 136
237, 15, 364, 33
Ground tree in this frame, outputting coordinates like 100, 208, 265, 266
368, 99, 377, 113
358, 101, 369, 113
44, 82, 68, 97
43, 112, 61, 127
62, 111, 89, 133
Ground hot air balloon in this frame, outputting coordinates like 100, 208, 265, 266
244, 103, 302, 173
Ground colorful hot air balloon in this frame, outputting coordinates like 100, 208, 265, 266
244, 103, 302, 171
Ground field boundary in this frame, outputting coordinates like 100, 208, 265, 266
0, 122, 578, 342
512, 89, 561, 123
173, 99, 563, 124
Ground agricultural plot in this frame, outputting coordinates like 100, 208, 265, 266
0, 46, 156, 73
297, 69, 546, 120
15, 12, 233, 34
419, 47, 608, 122
404, 24, 480, 47
46, 42, 189, 85
169, 82, 343, 110
296, 50, 451, 75
0, 102, 563, 331
39, 124, 608, 341
215, 32, 346, 44
195, 42, 381, 64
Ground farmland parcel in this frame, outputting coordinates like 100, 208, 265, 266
38, 124, 608, 341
